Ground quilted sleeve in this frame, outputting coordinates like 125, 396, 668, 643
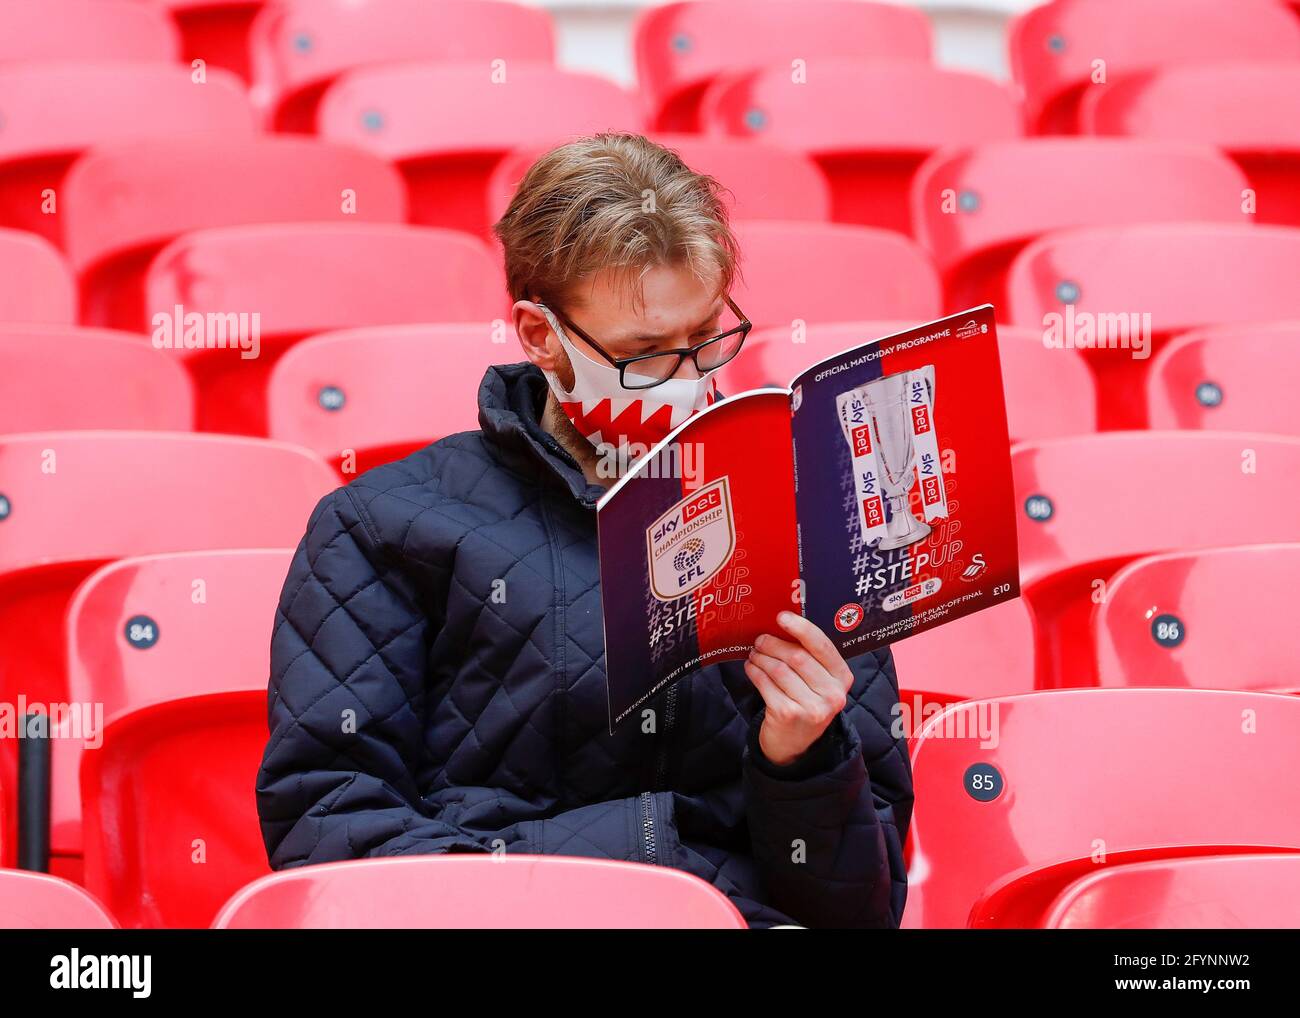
256, 486, 659, 870
740, 646, 913, 928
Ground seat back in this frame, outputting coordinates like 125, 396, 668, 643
728, 222, 940, 330
1009, 0, 1300, 133
1012, 432, 1300, 688
213, 855, 749, 929
0, 870, 118, 929
700, 61, 1020, 231
910, 139, 1249, 311
81, 691, 272, 928
0, 0, 179, 64
903, 689, 1300, 928
635, 0, 930, 131
249, 0, 554, 130
0, 229, 76, 324
1147, 321, 1300, 434
0, 326, 194, 432
1094, 544, 1300, 695
268, 324, 509, 475
61, 137, 406, 329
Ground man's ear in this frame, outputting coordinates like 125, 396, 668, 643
513, 300, 560, 371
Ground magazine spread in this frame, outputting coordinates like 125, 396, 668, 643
596, 305, 1020, 733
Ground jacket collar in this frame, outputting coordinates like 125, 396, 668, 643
477, 362, 608, 509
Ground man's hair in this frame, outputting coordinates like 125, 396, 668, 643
492, 132, 739, 308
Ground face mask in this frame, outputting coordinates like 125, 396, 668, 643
537, 304, 718, 452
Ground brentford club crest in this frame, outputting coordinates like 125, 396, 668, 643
834, 602, 864, 632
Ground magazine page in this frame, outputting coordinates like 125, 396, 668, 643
787, 305, 1021, 656
597, 389, 798, 732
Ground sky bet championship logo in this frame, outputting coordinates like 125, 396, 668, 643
647, 477, 736, 602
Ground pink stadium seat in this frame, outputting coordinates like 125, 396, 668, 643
142, 222, 503, 434
53, 550, 292, 870
156, 0, 265, 82
61, 137, 406, 330
1147, 321, 1300, 434
268, 324, 509, 476
0, 325, 194, 432
214, 856, 748, 929
718, 321, 1094, 443
488, 134, 832, 229
634, 0, 931, 131
1093, 545, 1300, 696
1006, 224, 1300, 429
903, 689, 1300, 928
728, 222, 940, 330
317, 63, 644, 237
0, 870, 118, 929
0, 0, 179, 65
0, 229, 76, 324
1041, 854, 1300, 929
0, 432, 333, 872
249, 0, 554, 131
1008, 0, 1300, 134
1080, 64, 1300, 225
910, 139, 1249, 313
700, 61, 1021, 233
0, 64, 255, 247
81, 690, 271, 928
1013, 432, 1300, 689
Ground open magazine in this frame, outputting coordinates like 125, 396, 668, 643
596, 305, 1020, 733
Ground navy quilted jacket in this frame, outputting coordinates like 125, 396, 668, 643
257, 362, 914, 928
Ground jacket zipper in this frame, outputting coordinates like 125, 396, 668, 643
639, 790, 658, 865
655, 682, 677, 790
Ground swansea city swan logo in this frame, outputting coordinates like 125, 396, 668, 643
646, 477, 736, 602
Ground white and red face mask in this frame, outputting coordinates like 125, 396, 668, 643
537, 304, 718, 451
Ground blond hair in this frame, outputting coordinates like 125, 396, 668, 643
492, 132, 738, 308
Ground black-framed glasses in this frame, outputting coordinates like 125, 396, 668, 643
539, 294, 752, 391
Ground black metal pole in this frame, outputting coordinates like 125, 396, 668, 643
17, 711, 50, 872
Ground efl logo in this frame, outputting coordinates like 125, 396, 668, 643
682, 486, 722, 523
646, 477, 736, 602
851, 424, 873, 457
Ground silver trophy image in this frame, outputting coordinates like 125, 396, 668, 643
864, 368, 934, 550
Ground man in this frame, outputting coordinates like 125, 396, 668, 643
256, 133, 913, 928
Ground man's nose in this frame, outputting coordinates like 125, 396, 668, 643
672, 352, 702, 381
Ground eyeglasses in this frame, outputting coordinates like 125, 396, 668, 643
538, 294, 752, 391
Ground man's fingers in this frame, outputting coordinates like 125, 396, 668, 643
753, 633, 841, 699
744, 657, 799, 715
748, 650, 821, 709
775, 610, 853, 685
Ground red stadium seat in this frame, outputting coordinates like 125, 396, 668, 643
0, 0, 179, 65
891, 597, 1038, 729
488, 134, 832, 229
1093, 545, 1300, 696
1080, 64, 1300, 226
0, 325, 194, 432
700, 61, 1021, 233
0, 64, 254, 247
1008, 0, 1300, 134
268, 324, 508, 476
81, 690, 271, 928
1041, 854, 1300, 929
903, 689, 1300, 928
214, 855, 748, 929
0, 870, 118, 929
61, 137, 406, 330
1147, 321, 1300, 434
718, 321, 1094, 444
0, 432, 333, 871
53, 550, 292, 868
156, 0, 265, 82
1012, 432, 1300, 689
317, 63, 643, 237
0, 229, 76, 324
728, 222, 940, 330
1006, 224, 1300, 429
910, 139, 1249, 313
634, 0, 931, 131
142, 223, 503, 434
248, 0, 554, 131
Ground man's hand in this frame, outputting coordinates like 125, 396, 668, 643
743, 610, 855, 767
